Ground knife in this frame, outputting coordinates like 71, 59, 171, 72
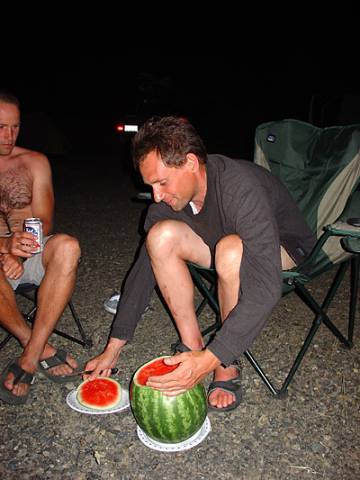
76, 367, 118, 376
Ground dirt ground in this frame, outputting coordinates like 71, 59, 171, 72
0, 155, 359, 480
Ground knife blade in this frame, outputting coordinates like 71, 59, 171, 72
76, 367, 118, 376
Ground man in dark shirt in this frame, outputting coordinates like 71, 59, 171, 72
85, 116, 316, 411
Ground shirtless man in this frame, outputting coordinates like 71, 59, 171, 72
0, 90, 81, 405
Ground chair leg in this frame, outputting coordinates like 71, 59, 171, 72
186, 258, 358, 398
47, 301, 92, 348
0, 332, 13, 350
296, 270, 352, 348
349, 256, 359, 343
20, 288, 92, 349
188, 264, 221, 338
248, 263, 355, 397
244, 350, 284, 397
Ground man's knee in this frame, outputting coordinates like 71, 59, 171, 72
45, 234, 81, 267
146, 220, 184, 257
215, 235, 243, 280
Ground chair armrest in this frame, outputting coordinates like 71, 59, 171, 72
324, 221, 360, 238
341, 237, 360, 254
282, 270, 310, 284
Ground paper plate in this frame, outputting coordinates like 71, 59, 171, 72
137, 416, 211, 452
66, 385, 130, 415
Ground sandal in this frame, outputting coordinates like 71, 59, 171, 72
207, 359, 242, 413
0, 360, 35, 405
38, 349, 79, 383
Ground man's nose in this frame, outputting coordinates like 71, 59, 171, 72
4, 127, 14, 142
153, 188, 164, 203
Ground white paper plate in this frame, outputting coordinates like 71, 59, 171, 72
66, 386, 130, 415
137, 416, 211, 452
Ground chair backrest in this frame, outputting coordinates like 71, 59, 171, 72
254, 119, 360, 271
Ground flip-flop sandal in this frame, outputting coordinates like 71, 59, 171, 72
38, 349, 79, 383
171, 342, 242, 411
0, 360, 35, 405
207, 359, 242, 413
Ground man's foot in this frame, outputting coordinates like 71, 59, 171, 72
38, 348, 78, 383
0, 359, 35, 405
207, 361, 242, 412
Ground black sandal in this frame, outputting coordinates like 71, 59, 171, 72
38, 349, 79, 383
0, 360, 35, 405
207, 359, 242, 413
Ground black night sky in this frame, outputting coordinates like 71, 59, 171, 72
3, 49, 360, 160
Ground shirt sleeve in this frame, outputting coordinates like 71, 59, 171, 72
110, 240, 156, 340
110, 202, 180, 341
207, 184, 283, 366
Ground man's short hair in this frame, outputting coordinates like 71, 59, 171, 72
132, 116, 207, 169
0, 89, 20, 108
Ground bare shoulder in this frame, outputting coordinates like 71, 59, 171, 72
16, 147, 51, 174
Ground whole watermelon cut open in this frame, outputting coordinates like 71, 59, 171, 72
130, 356, 207, 443
77, 377, 121, 410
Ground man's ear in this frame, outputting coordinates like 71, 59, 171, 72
185, 153, 199, 172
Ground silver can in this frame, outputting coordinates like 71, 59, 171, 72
23, 217, 43, 254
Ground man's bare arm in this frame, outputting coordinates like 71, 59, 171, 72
27, 152, 55, 235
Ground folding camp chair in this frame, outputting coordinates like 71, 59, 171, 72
186, 119, 360, 398
0, 283, 92, 351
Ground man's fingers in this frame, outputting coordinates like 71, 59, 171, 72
164, 354, 184, 365
87, 366, 112, 381
87, 367, 102, 381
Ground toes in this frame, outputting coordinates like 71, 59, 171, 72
12, 383, 29, 397
4, 372, 15, 391
209, 389, 235, 409
3, 372, 29, 397
66, 355, 78, 370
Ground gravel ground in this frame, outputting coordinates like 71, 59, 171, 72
0, 155, 359, 480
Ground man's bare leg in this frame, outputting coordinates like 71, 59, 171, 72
146, 220, 211, 351
208, 234, 243, 409
0, 274, 33, 347
3, 234, 81, 397
209, 242, 296, 408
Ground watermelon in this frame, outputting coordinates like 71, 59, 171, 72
130, 356, 207, 443
77, 377, 121, 410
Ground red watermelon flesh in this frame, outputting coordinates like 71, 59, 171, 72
137, 358, 179, 386
77, 377, 121, 410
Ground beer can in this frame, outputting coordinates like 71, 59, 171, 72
23, 218, 43, 254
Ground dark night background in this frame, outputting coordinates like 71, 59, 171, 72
3, 50, 360, 163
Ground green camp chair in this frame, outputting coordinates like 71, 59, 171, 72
187, 119, 360, 398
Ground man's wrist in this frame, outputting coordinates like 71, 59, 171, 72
0, 235, 11, 254
203, 348, 221, 372
106, 337, 127, 354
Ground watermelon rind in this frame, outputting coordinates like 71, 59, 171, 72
77, 377, 121, 410
130, 356, 207, 444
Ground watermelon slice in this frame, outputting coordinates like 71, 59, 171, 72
130, 356, 207, 443
77, 377, 121, 410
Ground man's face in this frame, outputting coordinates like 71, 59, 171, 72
0, 101, 20, 156
140, 150, 197, 212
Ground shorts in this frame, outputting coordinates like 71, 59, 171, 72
7, 236, 51, 291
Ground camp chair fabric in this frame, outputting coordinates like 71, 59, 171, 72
254, 119, 360, 272
187, 119, 360, 397
0, 283, 92, 351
